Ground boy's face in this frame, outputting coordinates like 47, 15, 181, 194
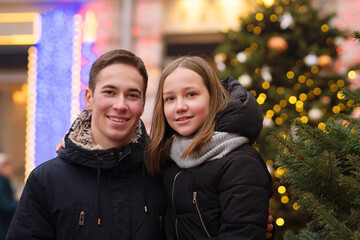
85, 63, 145, 149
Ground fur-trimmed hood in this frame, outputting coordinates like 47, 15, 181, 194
57, 109, 148, 170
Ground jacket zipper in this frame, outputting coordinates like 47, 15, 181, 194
172, 170, 183, 240
193, 192, 211, 238
73, 211, 85, 240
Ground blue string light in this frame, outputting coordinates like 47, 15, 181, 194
34, 6, 79, 166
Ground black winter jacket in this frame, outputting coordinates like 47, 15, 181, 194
6, 111, 166, 240
163, 77, 273, 240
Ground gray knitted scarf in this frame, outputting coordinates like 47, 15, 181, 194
169, 132, 249, 168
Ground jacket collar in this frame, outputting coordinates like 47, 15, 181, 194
58, 109, 147, 170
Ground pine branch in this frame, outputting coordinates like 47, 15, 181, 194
303, 193, 354, 239
271, 133, 318, 169
353, 31, 360, 44
292, 120, 337, 150
341, 88, 360, 106
271, 129, 351, 205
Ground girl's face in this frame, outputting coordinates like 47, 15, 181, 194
163, 67, 210, 137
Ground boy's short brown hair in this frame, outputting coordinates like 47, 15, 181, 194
89, 49, 148, 96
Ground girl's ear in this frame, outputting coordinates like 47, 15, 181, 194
85, 88, 93, 110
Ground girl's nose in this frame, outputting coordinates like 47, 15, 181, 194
175, 99, 188, 113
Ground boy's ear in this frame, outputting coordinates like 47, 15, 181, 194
85, 88, 93, 110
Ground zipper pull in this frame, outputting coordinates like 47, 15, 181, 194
193, 192, 197, 204
159, 216, 163, 230
78, 211, 85, 226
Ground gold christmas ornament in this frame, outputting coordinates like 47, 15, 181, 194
318, 54, 332, 68
267, 36, 288, 53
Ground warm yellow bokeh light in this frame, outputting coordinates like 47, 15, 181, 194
306, 79, 314, 87
266, 160, 274, 166
273, 104, 281, 112
253, 26, 262, 35
286, 71, 295, 79
299, 93, 307, 101
330, 84, 338, 92
276, 167, 285, 176
275, 117, 283, 125
321, 24, 329, 32
337, 91, 345, 99
263, 0, 275, 8
298, 75, 306, 83
270, 14, 278, 22
348, 70, 356, 79
278, 186, 286, 194
279, 99, 287, 107
247, 24, 255, 32
295, 100, 304, 108
262, 81, 270, 89
311, 66, 319, 74
301, 116, 309, 123
281, 196, 289, 204
277, 87, 285, 95
276, 218, 285, 226
337, 79, 345, 87
289, 96, 297, 104
332, 106, 340, 113
256, 12, 264, 21
257, 97, 265, 105
293, 202, 300, 210
313, 87, 321, 95
280, 113, 288, 120
318, 122, 326, 130
266, 110, 275, 118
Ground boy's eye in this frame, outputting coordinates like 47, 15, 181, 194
104, 90, 113, 95
129, 93, 141, 99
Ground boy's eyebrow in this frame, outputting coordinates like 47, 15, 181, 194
100, 85, 142, 95
129, 88, 142, 95
101, 84, 116, 89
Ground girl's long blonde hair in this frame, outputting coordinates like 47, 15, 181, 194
145, 56, 229, 176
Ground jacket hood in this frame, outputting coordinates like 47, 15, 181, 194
57, 109, 147, 170
215, 76, 263, 145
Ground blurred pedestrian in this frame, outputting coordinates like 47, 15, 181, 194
0, 154, 18, 240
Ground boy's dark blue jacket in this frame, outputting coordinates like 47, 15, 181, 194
6, 110, 166, 240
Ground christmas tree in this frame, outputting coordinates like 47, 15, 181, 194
269, 31, 360, 237
214, 0, 353, 236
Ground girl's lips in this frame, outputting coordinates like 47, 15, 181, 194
175, 116, 193, 123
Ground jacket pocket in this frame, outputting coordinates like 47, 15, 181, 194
72, 210, 86, 240
192, 192, 211, 238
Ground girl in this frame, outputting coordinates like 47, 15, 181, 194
146, 56, 273, 239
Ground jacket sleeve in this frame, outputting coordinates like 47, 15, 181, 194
6, 171, 56, 240
217, 151, 271, 239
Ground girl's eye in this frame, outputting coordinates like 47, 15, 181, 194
164, 96, 174, 102
187, 92, 196, 97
